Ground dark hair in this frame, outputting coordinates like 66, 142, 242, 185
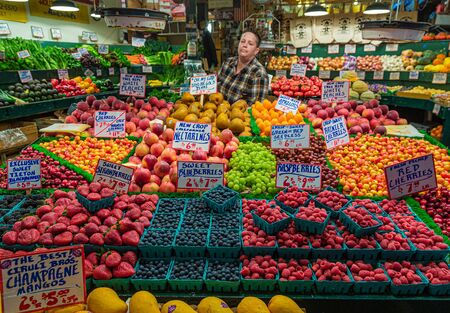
241, 30, 261, 47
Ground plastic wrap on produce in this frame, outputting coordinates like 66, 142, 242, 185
0, 128, 27, 149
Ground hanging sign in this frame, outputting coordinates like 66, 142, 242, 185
432, 73, 447, 84
276, 162, 322, 190
0, 3, 27, 23
177, 161, 224, 190
385, 43, 399, 52
344, 44, 356, 54
93, 159, 134, 194
29, 1, 89, 24
328, 44, 339, 54
98, 44, 109, 55
275, 94, 301, 114
94, 111, 126, 138
364, 44, 376, 52
318, 70, 331, 79
119, 74, 146, 98
384, 154, 437, 199
131, 37, 146, 47
18, 70, 33, 83
271, 124, 310, 149
189, 74, 217, 95
321, 81, 350, 102
322, 116, 350, 149
7, 158, 41, 190
173, 121, 212, 152
409, 71, 419, 80
57, 69, 69, 80
0, 246, 86, 313
17, 50, 30, 59
290, 63, 307, 77
373, 71, 384, 80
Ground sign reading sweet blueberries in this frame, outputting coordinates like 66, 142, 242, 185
177, 161, 224, 190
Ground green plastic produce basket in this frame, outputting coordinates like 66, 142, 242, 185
413, 247, 450, 262
339, 205, 382, 237
390, 269, 429, 296
138, 228, 175, 258
168, 258, 205, 292
353, 263, 391, 294
251, 211, 291, 235
346, 242, 382, 261
174, 229, 208, 257
274, 188, 312, 214
207, 228, 241, 259
380, 235, 417, 261
278, 264, 316, 294
292, 208, 331, 235
76, 191, 115, 213
313, 187, 352, 218
428, 282, 450, 296
131, 258, 172, 291
203, 185, 240, 213
242, 238, 277, 257
204, 259, 241, 293
93, 278, 131, 293
315, 268, 354, 294
277, 244, 311, 259
241, 275, 278, 292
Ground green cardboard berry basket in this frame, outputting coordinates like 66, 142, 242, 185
389, 269, 429, 296
346, 241, 382, 262
379, 234, 417, 261
428, 282, 450, 296
138, 228, 176, 258
353, 262, 391, 294
241, 238, 277, 257
155, 198, 187, 215
131, 258, 172, 291
207, 228, 241, 259
277, 242, 311, 260
251, 211, 291, 235
76, 191, 116, 213
93, 278, 131, 293
313, 187, 352, 218
204, 259, 241, 293
241, 274, 279, 292
278, 264, 316, 294
173, 229, 208, 258
291, 208, 331, 235
168, 258, 206, 292
339, 205, 382, 237
203, 185, 240, 213
315, 268, 355, 294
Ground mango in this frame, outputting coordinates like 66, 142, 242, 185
161, 300, 196, 313
237, 297, 270, 313
87, 287, 127, 313
197, 297, 233, 313
130, 291, 160, 313
268, 295, 304, 313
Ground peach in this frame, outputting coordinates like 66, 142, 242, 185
144, 132, 159, 146
150, 143, 164, 157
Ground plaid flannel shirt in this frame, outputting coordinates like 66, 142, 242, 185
218, 56, 269, 105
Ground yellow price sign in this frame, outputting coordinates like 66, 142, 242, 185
0, 1, 27, 23
29, 0, 89, 24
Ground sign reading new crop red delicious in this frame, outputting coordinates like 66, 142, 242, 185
321, 81, 350, 103
7, 158, 41, 190
271, 124, 310, 149
173, 121, 212, 152
177, 161, 224, 190
94, 111, 126, 138
93, 159, 134, 194
0, 246, 86, 313
384, 154, 437, 199
322, 116, 350, 149
276, 162, 322, 190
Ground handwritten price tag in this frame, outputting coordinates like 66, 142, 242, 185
322, 116, 350, 150
328, 44, 339, 54
18, 70, 33, 83
142, 66, 153, 73
271, 124, 310, 149
384, 154, 437, 199
57, 69, 69, 80
120, 67, 128, 74
275, 70, 287, 77
17, 50, 30, 59
386, 43, 398, 52
94, 111, 126, 138
373, 71, 384, 80
132, 37, 146, 47
173, 121, 212, 152
7, 158, 41, 190
364, 44, 376, 52
321, 81, 350, 102
433, 103, 441, 115
389, 72, 400, 80
409, 71, 419, 80
0, 246, 86, 313
344, 44, 356, 54
98, 44, 109, 55
275, 94, 301, 114
177, 161, 224, 190
318, 70, 331, 79
190, 74, 217, 95
108, 67, 114, 75
290, 63, 307, 77
301, 45, 312, 53
119, 74, 146, 98
276, 162, 322, 190
432, 73, 447, 84
93, 159, 134, 194
286, 45, 297, 54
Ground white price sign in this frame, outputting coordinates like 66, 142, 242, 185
433, 103, 441, 115
357, 71, 366, 80
119, 74, 146, 98
93, 159, 134, 194
275, 94, 301, 114
328, 44, 339, 54
389, 72, 400, 80
189, 74, 217, 95
322, 116, 350, 150
132, 37, 146, 47
94, 111, 126, 138
364, 44, 376, 52
384, 154, 437, 199
286, 46, 297, 54
120, 67, 128, 74
321, 81, 350, 102
301, 45, 312, 53
142, 66, 153, 73
290, 63, 307, 77
344, 44, 356, 54
373, 71, 384, 80
386, 43, 398, 52
271, 124, 310, 149
275, 70, 287, 77
96, 69, 102, 77
177, 161, 224, 190
84, 69, 94, 77
276, 162, 322, 190
98, 44, 109, 54
71, 52, 81, 60
7, 158, 41, 190
0, 246, 86, 313
319, 70, 331, 79
17, 50, 30, 59
18, 70, 32, 83
173, 121, 212, 152
432, 73, 447, 84
78, 48, 88, 55
108, 67, 115, 75
409, 71, 419, 80
57, 69, 69, 80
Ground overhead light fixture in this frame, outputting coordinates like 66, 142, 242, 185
5, 0, 29, 2
90, 8, 102, 21
305, 3, 328, 17
50, 0, 80, 12
364, 1, 390, 15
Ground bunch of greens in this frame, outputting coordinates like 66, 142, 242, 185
79, 45, 111, 68
103, 49, 130, 68
132, 39, 170, 56
145, 51, 174, 65
147, 66, 184, 86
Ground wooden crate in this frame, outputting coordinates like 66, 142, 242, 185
0, 121, 38, 155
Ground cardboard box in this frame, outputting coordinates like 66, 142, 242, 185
0, 121, 38, 154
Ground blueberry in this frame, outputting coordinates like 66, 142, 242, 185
175, 231, 207, 247
211, 214, 241, 229
206, 260, 240, 281
2, 209, 36, 225
157, 199, 185, 214
0, 195, 25, 210
140, 229, 176, 246
170, 259, 205, 279
134, 259, 170, 279
180, 213, 210, 230
185, 199, 210, 214
204, 186, 237, 205
208, 229, 240, 247
0, 225, 11, 237
150, 213, 181, 229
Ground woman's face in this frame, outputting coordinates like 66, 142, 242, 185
238, 32, 259, 61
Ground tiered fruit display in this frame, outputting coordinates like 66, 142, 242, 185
126, 128, 238, 193
38, 136, 136, 175
317, 57, 345, 70
5, 79, 63, 103
72, 76, 101, 94
271, 76, 322, 98
168, 92, 251, 136
302, 98, 406, 135
252, 99, 305, 136
328, 134, 450, 197
267, 55, 300, 70
356, 56, 383, 71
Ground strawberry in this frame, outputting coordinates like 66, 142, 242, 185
93, 264, 112, 280
84, 259, 94, 278
105, 251, 121, 267
36, 205, 53, 218
77, 185, 90, 197
67, 225, 80, 234
37, 221, 50, 234
125, 208, 141, 221
141, 210, 153, 219
84, 222, 100, 236
89, 233, 104, 245
17, 229, 40, 245
86, 252, 99, 266
48, 223, 67, 235
66, 205, 84, 218
73, 233, 89, 244
127, 203, 140, 212
54, 190, 68, 199
117, 219, 134, 233
89, 182, 102, 193
122, 230, 140, 246
96, 209, 111, 221
111, 209, 123, 220
141, 201, 156, 212
41, 212, 59, 224
112, 261, 135, 278
71, 213, 89, 226
55, 198, 71, 207
54, 231, 73, 246
137, 216, 150, 227
38, 233, 54, 245
119, 194, 131, 203
2, 231, 18, 245
67, 191, 76, 200
22, 216, 39, 229
132, 222, 144, 236
104, 230, 123, 246
121, 251, 137, 267
103, 216, 118, 227
88, 216, 101, 226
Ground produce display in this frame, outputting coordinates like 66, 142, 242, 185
267, 55, 315, 70
271, 75, 322, 98
431, 125, 443, 140
4, 79, 63, 103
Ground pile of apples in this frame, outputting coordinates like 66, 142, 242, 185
301, 98, 408, 135
124, 128, 239, 193
271, 76, 322, 98
65, 95, 173, 138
